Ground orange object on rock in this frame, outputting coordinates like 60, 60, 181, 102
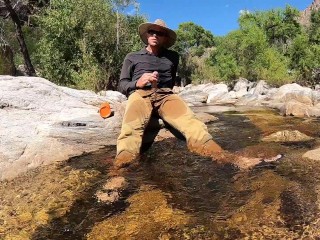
99, 102, 112, 118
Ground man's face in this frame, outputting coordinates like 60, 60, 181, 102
147, 27, 167, 47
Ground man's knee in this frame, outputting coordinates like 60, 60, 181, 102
160, 95, 189, 119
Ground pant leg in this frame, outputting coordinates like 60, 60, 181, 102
140, 114, 162, 153
116, 91, 153, 156
157, 94, 214, 151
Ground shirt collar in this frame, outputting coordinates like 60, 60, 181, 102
137, 48, 149, 55
138, 47, 167, 56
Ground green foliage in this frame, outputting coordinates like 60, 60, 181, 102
204, 5, 312, 87
173, 22, 216, 83
0, 44, 16, 75
173, 22, 215, 54
190, 49, 222, 84
253, 47, 293, 86
36, 0, 144, 90
2, 0, 318, 89
288, 32, 320, 85
239, 6, 301, 53
211, 52, 240, 83
309, 9, 320, 44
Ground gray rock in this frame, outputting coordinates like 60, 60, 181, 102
179, 89, 208, 105
252, 80, 270, 95
262, 130, 314, 142
233, 78, 250, 92
303, 147, 320, 161
0, 76, 122, 180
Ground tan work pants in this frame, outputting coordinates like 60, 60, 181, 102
116, 89, 213, 157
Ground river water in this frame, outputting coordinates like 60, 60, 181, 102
1, 109, 320, 239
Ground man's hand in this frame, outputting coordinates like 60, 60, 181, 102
136, 71, 159, 88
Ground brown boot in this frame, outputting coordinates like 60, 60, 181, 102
189, 139, 223, 157
202, 139, 223, 156
113, 151, 137, 170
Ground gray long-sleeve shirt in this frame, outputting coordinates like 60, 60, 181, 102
118, 48, 179, 97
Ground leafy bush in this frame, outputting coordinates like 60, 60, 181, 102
35, 0, 144, 91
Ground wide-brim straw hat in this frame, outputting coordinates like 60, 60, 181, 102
138, 19, 177, 48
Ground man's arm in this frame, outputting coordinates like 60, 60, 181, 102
117, 56, 137, 96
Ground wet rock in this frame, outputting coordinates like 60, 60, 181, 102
263, 154, 283, 162
280, 183, 318, 229
303, 147, 320, 161
95, 190, 120, 203
234, 156, 262, 169
95, 176, 127, 203
195, 112, 219, 123
102, 176, 127, 191
88, 189, 189, 240
262, 130, 314, 143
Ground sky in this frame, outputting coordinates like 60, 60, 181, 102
130, 0, 312, 36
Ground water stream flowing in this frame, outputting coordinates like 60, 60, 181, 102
1, 109, 320, 239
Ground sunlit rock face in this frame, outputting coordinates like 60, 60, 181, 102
299, 0, 320, 26
0, 76, 124, 180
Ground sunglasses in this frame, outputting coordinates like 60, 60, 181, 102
147, 29, 166, 37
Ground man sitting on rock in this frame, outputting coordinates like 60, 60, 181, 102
114, 19, 228, 168
96, 19, 283, 203
113, 18, 284, 171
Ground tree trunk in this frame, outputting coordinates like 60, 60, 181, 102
3, 0, 36, 76
116, 9, 119, 52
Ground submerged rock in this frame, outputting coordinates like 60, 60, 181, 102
95, 176, 128, 204
303, 147, 320, 161
262, 130, 314, 143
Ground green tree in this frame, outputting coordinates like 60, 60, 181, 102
309, 9, 320, 44
288, 31, 320, 86
253, 47, 292, 86
173, 22, 215, 84
2, 0, 36, 75
208, 31, 242, 82
238, 6, 301, 53
36, 0, 144, 90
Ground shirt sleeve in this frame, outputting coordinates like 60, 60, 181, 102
117, 55, 137, 96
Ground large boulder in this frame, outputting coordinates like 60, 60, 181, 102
178, 89, 208, 106
269, 83, 312, 102
0, 76, 124, 180
252, 80, 271, 96
206, 83, 229, 103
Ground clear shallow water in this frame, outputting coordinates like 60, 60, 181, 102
1, 110, 320, 239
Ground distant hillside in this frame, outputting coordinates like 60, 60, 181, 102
299, 0, 320, 26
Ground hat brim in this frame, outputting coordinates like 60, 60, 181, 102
138, 23, 177, 48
